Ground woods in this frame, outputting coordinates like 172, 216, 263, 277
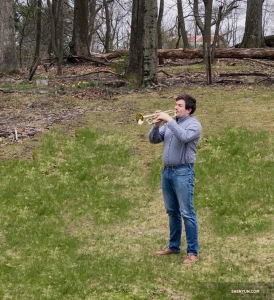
0, 0, 274, 86
0, 3, 274, 297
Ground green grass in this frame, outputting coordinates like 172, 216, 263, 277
0, 86, 274, 299
0, 128, 146, 299
196, 127, 274, 235
162, 58, 254, 75
148, 127, 274, 236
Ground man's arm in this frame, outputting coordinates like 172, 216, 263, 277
148, 124, 166, 144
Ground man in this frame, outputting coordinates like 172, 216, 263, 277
148, 93, 202, 264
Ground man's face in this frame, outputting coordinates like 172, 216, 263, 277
175, 99, 191, 118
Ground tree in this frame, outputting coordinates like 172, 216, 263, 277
0, 0, 18, 73
177, 0, 189, 48
125, 0, 158, 87
202, 0, 213, 54
47, 0, 64, 75
211, 4, 223, 59
71, 0, 90, 56
239, 0, 265, 48
125, 0, 145, 86
30, 0, 42, 70
14, 2, 32, 68
143, 0, 158, 86
157, 0, 164, 64
103, 0, 111, 53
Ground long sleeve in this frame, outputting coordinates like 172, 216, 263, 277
148, 124, 166, 144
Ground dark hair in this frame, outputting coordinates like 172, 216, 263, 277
176, 93, 197, 115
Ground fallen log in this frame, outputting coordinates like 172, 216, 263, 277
219, 72, 270, 77
0, 88, 16, 93
243, 58, 274, 67
91, 48, 274, 61
265, 35, 274, 47
91, 50, 128, 60
158, 48, 274, 60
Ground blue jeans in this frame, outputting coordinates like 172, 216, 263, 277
161, 164, 199, 255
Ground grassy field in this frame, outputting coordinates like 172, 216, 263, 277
0, 83, 274, 299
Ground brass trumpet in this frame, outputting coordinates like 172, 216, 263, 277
136, 110, 175, 125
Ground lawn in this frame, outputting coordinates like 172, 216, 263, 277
0, 84, 273, 299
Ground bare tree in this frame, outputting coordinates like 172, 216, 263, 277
211, 4, 223, 58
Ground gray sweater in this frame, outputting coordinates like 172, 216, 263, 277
148, 116, 202, 166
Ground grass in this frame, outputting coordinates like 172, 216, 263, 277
162, 58, 255, 75
0, 84, 274, 299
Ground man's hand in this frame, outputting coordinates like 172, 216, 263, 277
153, 111, 173, 126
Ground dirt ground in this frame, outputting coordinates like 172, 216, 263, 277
1, 58, 274, 161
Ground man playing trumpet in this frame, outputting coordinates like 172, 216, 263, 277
148, 93, 202, 264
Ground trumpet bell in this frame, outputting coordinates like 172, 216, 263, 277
136, 113, 145, 125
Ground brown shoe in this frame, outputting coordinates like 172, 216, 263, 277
183, 254, 199, 264
155, 247, 178, 255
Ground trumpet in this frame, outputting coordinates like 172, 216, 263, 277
136, 110, 175, 125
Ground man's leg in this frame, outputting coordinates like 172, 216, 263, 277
172, 165, 199, 255
161, 168, 182, 253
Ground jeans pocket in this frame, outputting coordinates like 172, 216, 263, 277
173, 167, 188, 176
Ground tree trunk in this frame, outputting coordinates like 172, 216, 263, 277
211, 5, 223, 61
125, 0, 145, 86
0, 0, 18, 73
203, 0, 213, 61
88, 0, 97, 48
72, 0, 90, 56
239, 0, 265, 48
57, 0, 64, 75
29, 0, 42, 75
103, 0, 111, 53
33, 0, 42, 65
177, 0, 189, 48
143, 0, 158, 86
47, 0, 64, 75
157, 0, 164, 65
193, 0, 204, 33
202, 0, 213, 84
